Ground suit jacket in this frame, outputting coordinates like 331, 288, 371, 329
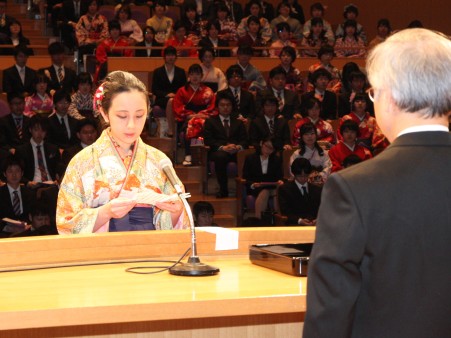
39, 65, 77, 94
135, 40, 163, 57
0, 184, 36, 225
0, 114, 31, 150
248, 115, 290, 152
278, 180, 322, 224
15, 141, 62, 182
301, 90, 337, 120
304, 131, 451, 338
217, 87, 255, 120
203, 115, 248, 152
59, 0, 88, 23
256, 88, 301, 120
0, 36, 33, 56
198, 37, 231, 57
46, 114, 79, 149
2, 65, 37, 95
151, 65, 187, 107
242, 152, 283, 193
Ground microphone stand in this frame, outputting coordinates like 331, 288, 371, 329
169, 191, 220, 276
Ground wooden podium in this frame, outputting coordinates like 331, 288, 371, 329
0, 227, 315, 338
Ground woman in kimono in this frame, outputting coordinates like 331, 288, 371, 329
57, 71, 189, 234
24, 71, 53, 117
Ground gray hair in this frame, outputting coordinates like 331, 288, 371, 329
366, 28, 451, 117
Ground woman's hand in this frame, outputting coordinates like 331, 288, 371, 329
155, 200, 183, 213
107, 197, 137, 219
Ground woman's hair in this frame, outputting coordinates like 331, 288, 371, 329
188, 63, 203, 75
343, 4, 358, 18
279, 45, 296, 61
343, 19, 358, 40
115, 4, 131, 20
299, 122, 324, 156
88, 0, 99, 8
340, 119, 360, 136
377, 18, 391, 32
76, 72, 93, 87
341, 62, 360, 92
173, 20, 186, 32
257, 137, 275, 155
247, 15, 261, 29
108, 20, 121, 32
33, 70, 50, 88
205, 19, 221, 33
318, 45, 334, 59
8, 18, 23, 38
193, 201, 215, 218
305, 97, 321, 112
310, 2, 324, 15
199, 46, 214, 62
216, 2, 230, 15
98, 71, 149, 114
276, 1, 291, 14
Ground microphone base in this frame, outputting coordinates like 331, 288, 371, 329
169, 256, 220, 276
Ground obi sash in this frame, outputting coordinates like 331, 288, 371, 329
109, 206, 155, 232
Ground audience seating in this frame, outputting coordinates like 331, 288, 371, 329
235, 148, 256, 225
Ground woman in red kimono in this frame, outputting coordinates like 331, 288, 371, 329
173, 64, 216, 166
164, 21, 198, 57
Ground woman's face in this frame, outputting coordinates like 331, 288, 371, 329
175, 27, 186, 40
320, 52, 333, 65
186, 9, 196, 20
202, 51, 214, 66
189, 72, 202, 86
88, 1, 98, 14
302, 130, 317, 147
118, 10, 128, 21
208, 25, 219, 39
10, 23, 20, 35
250, 4, 260, 16
100, 90, 147, 149
342, 129, 357, 145
345, 25, 356, 36
378, 25, 389, 37
312, 23, 323, 36
279, 5, 290, 17
36, 81, 47, 94
307, 103, 320, 120
261, 140, 274, 157
79, 82, 92, 95
353, 99, 367, 114
217, 9, 227, 20
248, 21, 260, 34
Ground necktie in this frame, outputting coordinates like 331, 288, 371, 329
234, 88, 240, 110
12, 190, 21, 216
15, 118, 23, 139
302, 186, 308, 196
277, 91, 284, 111
268, 119, 274, 136
223, 119, 230, 138
36, 145, 48, 181
75, 2, 80, 17
60, 116, 70, 138
58, 67, 64, 83
19, 67, 25, 85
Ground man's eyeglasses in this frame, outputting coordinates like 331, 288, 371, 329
366, 87, 375, 102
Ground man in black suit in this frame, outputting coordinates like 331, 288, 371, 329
256, 66, 301, 120
39, 42, 77, 94
151, 46, 187, 137
198, 20, 231, 57
2, 45, 37, 96
15, 115, 61, 186
301, 68, 337, 120
304, 29, 451, 338
248, 95, 291, 153
0, 92, 31, 151
46, 90, 78, 149
278, 158, 322, 225
203, 91, 248, 198
58, 0, 88, 50
135, 26, 163, 57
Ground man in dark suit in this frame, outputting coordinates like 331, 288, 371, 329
203, 91, 248, 198
248, 95, 291, 153
198, 20, 231, 57
0, 92, 31, 152
304, 29, 451, 338
217, 65, 255, 123
301, 68, 337, 120
151, 46, 187, 137
278, 158, 322, 225
58, 0, 88, 50
39, 42, 77, 94
46, 90, 79, 149
256, 66, 301, 120
135, 26, 163, 57
2, 45, 37, 96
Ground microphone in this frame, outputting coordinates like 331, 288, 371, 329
158, 158, 220, 276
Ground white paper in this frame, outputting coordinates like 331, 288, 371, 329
198, 227, 239, 251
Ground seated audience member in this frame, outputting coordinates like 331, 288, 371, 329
307, 45, 341, 93
0, 155, 36, 237
278, 46, 303, 94
300, 17, 331, 58
329, 119, 372, 172
302, 2, 334, 44
278, 157, 322, 226
199, 46, 227, 93
193, 201, 218, 227
244, 0, 275, 22
270, 1, 302, 41
61, 118, 98, 175
0, 92, 31, 152
135, 26, 163, 57
75, 0, 109, 62
340, 61, 361, 94
237, 1, 272, 45
216, 2, 238, 42
335, 19, 366, 58
151, 46, 187, 137
10, 204, 59, 237
40, 42, 77, 94
338, 93, 388, 152
2, 45, 36, 96
292, 97, 334, 147
249, 95, 291, 153
211, 0, 243, 23
237, 15, 268, 57
301, 68, 337, 120
290, 122, 332, 184
173, 64, 215, 166
203, 91, 248, 198
198, 20, 231, 57
217, 65, 256, 124
335, 4, 367, 44
24, 71, 53, 118
15, 115, 61, 187
236, 44, 267, 92
165, 20, 198, 57
0, 19, 33, 56
338, 71, 373, 117
257, 66, 301, 120
0, 0, 16, 38
115, 4, 143, 45
243, 137, 284, 220
287, 0, 305, 24
368, 18, 391, 50
68, 72, 96, 120
146, 0, 173, 44
57, 0, 88, 51
94, 20, 133, 84
47, 90, 79, 149
269, 22, 297, 58
181, 3, 202, 45
342, 153, 362, 168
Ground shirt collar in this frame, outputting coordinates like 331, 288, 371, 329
397, 125, 449, 137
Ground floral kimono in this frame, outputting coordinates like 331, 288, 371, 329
57, 129, 189, 234
292, 117, 335, 147
24, 93, 53, 117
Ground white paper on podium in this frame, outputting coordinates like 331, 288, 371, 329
197, 227, 239, 251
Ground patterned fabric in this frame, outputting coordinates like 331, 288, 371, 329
12, 191, 21, 216
56, 130, 189, 234
289, 147, 332, 183
200, 64, 227, 92
302, 18, 334, 43
36, 145, 48, 181
146, 15, 173, 44
94, 37, 133, 83
119, 19, 143, 43
24, 93, 54, 117
164, 37, 198, 57
292, 117, 335, 146
218, 18, 238, 41
68, 91, 96, 119
335, 36, 366, 57
282, 65, 304, 94
75, 13, 109, 46
172, 84, 216, 122
300, 33, 331, 57
237, 16, 272, 44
